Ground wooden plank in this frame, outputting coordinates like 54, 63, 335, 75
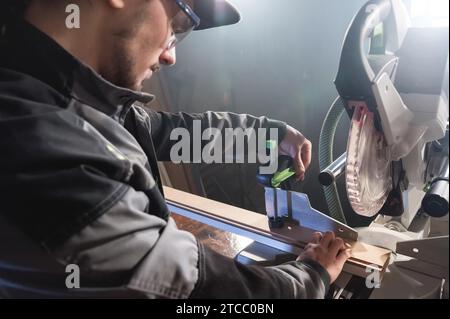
164, 186, 391, 278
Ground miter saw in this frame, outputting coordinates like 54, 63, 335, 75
239, 0, 449, 299
321, 0, 449, 298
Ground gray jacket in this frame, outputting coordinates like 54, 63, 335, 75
0, 19, 330, 299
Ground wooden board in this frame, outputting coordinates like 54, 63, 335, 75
164, 186, 391, 278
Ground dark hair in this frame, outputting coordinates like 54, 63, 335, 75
0, 0, 31, 32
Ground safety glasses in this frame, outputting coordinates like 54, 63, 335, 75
167, 0, 201, 49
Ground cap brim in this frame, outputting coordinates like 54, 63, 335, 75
193, 0, 241, 31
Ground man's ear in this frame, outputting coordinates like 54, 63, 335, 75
107, 0, 125, 9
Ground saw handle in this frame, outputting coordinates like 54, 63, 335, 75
335, 0, 392, 100
319, 153, 347, 186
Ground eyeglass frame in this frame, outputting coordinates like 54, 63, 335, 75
167, 0, 201, 49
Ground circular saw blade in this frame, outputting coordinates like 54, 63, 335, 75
345, 105, 392, 217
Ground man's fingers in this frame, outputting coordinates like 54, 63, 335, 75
336, 248, 352, 266
312, 232, 323, 244
278, 127, 312, 182
294, 151, 305, 180
320, 231, 335, 247
301, 140, 312, 171
294, 141, 312, 181
329, 238, 345, 256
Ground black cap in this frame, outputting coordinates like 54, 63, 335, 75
194, 0, 241, 31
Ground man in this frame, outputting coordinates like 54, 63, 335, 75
0, 0, 350, 298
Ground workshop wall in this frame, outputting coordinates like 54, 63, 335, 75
147, 0, 374, 227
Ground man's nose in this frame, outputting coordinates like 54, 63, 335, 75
159, 47, 176, 66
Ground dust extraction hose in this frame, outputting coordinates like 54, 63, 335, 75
318, 97, 347, 224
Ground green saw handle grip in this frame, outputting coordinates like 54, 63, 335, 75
271, 166, 296, 188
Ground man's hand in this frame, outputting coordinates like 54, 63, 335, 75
278, 125, 312, 181
297, 232, 351, 283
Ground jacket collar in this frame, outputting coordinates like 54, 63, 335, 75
1, 19, 154, 120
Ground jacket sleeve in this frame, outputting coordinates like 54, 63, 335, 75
191, 242, 330, 298
147, 110, 288, 161
1, 106, 327, 298
51, 183, 330, 299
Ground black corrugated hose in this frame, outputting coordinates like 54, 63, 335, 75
318, 97, 348, 224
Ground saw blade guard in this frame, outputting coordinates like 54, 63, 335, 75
346, 105, 392, 217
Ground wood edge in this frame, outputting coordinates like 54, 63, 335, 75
164, 186, 391, 272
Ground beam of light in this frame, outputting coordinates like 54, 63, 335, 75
411, 0, 449, 27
